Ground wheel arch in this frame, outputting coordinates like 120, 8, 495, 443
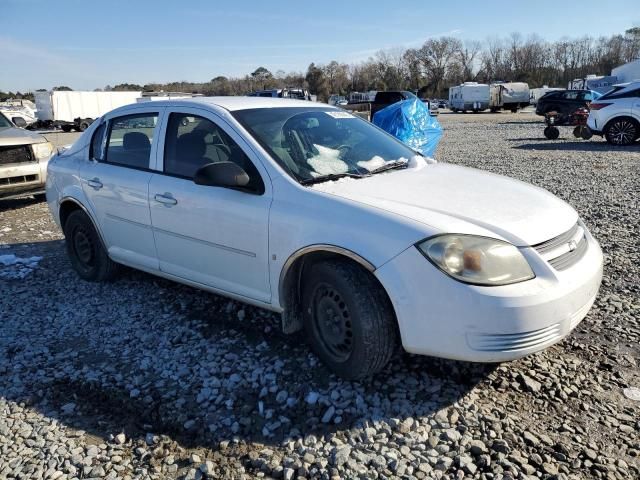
58, 197, 107, 247
278, 245, 397, 334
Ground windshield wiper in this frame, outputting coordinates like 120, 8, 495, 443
369, 160, 409, 175
300, 172, 368, 185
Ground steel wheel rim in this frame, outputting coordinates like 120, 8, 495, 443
312, 283, 353, 361
610, 121, 636, 145
72, 227, 95, 267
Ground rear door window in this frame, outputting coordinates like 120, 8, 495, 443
105, 113, 158, 169
90, 122, 106, 161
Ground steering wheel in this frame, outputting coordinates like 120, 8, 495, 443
336, 145, 352, 159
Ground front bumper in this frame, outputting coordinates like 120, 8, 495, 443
375, 230, 603, 362
0, 160, 48, 199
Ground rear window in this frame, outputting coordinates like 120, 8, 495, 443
375, 92, 404, 103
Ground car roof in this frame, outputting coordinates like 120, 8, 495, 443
126, 96, 331, 112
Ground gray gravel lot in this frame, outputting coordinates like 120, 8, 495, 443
1, 112, 639, 480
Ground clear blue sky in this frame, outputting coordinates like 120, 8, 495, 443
1, 0, 637, 92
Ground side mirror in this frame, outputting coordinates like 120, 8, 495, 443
194, 161, 250, 189
12, 117, 27, 128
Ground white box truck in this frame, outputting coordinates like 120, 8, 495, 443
449, 82, 490, 112
34, 90, 141, 131
489, 82, 530, 112
612, 59, 640, 83
567, 75, 618, 94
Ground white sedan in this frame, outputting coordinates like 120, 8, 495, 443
46, 97, 603, 379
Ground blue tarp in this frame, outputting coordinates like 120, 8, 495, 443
372, 98, 443, 158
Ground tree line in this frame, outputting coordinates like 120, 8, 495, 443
2, 28, 639, 103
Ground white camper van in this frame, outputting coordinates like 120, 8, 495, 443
34, 90, 142, 131
529, 86, 564, 106
489, 82, 530, 112
449, 82, 490, 112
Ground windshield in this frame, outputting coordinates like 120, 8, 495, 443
0, 113, 13, 129
232, 107, 418, 183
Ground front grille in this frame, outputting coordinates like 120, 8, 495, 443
0, 145, 34, 165
533, 222, 588, 271
548, 236, 588, 270
467, 323, 562, 352
0, 174, 38, 186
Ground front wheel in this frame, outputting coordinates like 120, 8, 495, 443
63, 210, 119, 282
302, 260, 398, 380
605, 118, 638, 146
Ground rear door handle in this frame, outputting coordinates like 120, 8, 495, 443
86, 178, 103, 190
154, 193, 177, 206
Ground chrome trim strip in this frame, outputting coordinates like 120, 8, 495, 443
153, 227, 257, 258
105, 213, 152, 229
537, 225, 585, 262
105, 213, 257, 257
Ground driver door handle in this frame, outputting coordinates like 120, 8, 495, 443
86, 178, 103, 190
154, 193, 178, 206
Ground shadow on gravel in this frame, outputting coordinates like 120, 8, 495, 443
0, 240, 496, 454
0, 195, 44, 212
513, 141, 640, 152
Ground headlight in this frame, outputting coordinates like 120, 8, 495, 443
417, 234, 535, 286
33, 142, 54, 160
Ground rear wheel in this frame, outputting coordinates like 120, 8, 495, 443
63, 210, 119, 282
61, 125, 72, 133
302, 260, 398, 380
581, 126, 593, 140
78, 121, 90, 132
544, 126, 560, 140
604, 118, 638, 146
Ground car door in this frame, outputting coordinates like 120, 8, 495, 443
148, 107, 272, 303
79, 109, 164, 271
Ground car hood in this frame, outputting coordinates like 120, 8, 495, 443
312, 163, 577, 246
0, 127, 47, 147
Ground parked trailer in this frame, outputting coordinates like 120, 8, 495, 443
448, 82, 490, 112
612, 59, 640, 83
529, 86, 564, 106
567, 75, 618, 94
489, 82, 530, 112
34, 90, 141, 131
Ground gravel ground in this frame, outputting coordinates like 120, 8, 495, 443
1, 112, 639, 480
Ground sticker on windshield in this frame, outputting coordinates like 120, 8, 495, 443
325, 111, 355, 119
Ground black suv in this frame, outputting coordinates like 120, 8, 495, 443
371, 91, 417, 120
535, 90, 598, 117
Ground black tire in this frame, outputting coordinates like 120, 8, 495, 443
302, 260, 398, 380
61, 125, 72, 133
604, 118, 638, 146
78, 121, 90, 132
581, 126, 593, 140
510, 107, 518, 113
573, 126, 583, 138
544, 126, 560, 140
63, 210, 118, 282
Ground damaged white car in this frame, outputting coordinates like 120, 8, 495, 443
46, 97, 603, 379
